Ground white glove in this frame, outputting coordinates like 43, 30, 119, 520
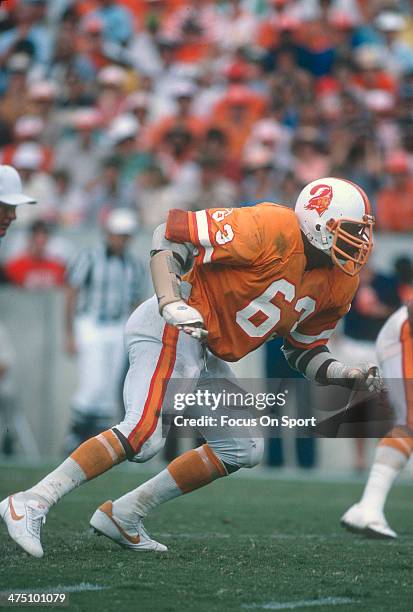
327, 361, 384, 393
162, 300, 208, 340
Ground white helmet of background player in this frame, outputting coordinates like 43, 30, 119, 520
295, 177, 375, 277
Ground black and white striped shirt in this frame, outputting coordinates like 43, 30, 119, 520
66, 245, 147, 322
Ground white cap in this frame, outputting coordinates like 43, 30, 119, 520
74, 107, 102, 130
7, 53, 31, 72
243, 146, 273, 168
14, 115, 44, 139
375, 12, 405, 32
364, 89, 395, 112
0, 165, 36, 206
28, 81, 58, 100
13, 143, 43, 171
106, 209, 138, 235
172, 80, 197, 98
98, 65, 127, 87
125, 91, 150, 111
108, 114, 139, 144
251, 119, 283, 143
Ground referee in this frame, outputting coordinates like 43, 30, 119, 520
65, 209, 147, 449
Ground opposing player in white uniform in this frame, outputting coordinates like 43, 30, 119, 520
1, 178, 383, 557
341, 302, 413, 538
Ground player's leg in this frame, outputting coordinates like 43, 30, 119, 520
0, 297, 179, 557
341, 316, 413, 538
92, 354, 264, 549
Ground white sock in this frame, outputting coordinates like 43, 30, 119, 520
360, 445, 408, 514
113, 469, 181, 523
19, 458, 86, 510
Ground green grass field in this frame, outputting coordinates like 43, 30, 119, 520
0, 464, 412, 612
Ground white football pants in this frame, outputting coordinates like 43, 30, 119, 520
376, 306, 413, 429
113, 296, 264, 470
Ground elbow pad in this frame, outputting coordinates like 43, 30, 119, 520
151, 223, 194, 273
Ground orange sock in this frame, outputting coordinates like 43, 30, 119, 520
27, 430, 126, 508
112, 445, 228, 520
378, 426, 413, 460
71, 430, 126, 480
167, 444, 227, 494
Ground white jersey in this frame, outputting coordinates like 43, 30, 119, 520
376, 305, 412, 429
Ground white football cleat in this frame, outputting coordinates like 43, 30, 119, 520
90, 501, 167, 552
0, 494, 47, 558
340, 503, 397, 539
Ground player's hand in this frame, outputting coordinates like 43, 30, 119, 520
327, 361, 384, 392
65, 334, 77, 356
162, 301, 208, 340
345, 364, 384, 393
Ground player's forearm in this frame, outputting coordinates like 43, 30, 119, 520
282, 342, 336, 385
150, 250, 182, 313
150, 224, 207, 339
150, 223, 194, 313
282, 341, 382, 391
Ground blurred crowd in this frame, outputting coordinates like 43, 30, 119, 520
0, 0, 412, 242
2, 0, 413, 462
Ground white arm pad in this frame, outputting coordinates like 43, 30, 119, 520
151, 223, 195, 273
150, 250, 182, 313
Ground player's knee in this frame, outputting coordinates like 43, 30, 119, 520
210, 436, 264, 471
112, 421, 165, 463
130, 436, 165, 463
240, 436, 264, 468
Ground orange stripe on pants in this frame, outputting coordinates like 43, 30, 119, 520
400, 320, 413, 429
128, 324, 179, 454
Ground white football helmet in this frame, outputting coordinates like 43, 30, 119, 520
295, 177, 374, 277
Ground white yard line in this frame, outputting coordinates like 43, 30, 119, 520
155, 531, 413, 543
156, 532, 340, 540
242, 596, 358, 610
50, 584, 109, 593
16, 584, 109, 593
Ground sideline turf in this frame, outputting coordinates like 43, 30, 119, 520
0, 466, 412, 612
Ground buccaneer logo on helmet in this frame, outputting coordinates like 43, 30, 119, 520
305, 184, 333, 216
295, 177, 375, 277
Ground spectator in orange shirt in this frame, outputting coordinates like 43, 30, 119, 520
211, 85, 267, 158
146, 81, 205, 150
5, 220, 66, 289
376, 151, 413, 232
352, 45, 397, 96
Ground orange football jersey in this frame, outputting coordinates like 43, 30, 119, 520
165, 204, 359, 362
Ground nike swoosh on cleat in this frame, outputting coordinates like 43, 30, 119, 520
99, 502, 141, 545
9, 497, 24, 521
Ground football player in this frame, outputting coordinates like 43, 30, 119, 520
341, 301, 413, 539
1, 177, 382, 557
